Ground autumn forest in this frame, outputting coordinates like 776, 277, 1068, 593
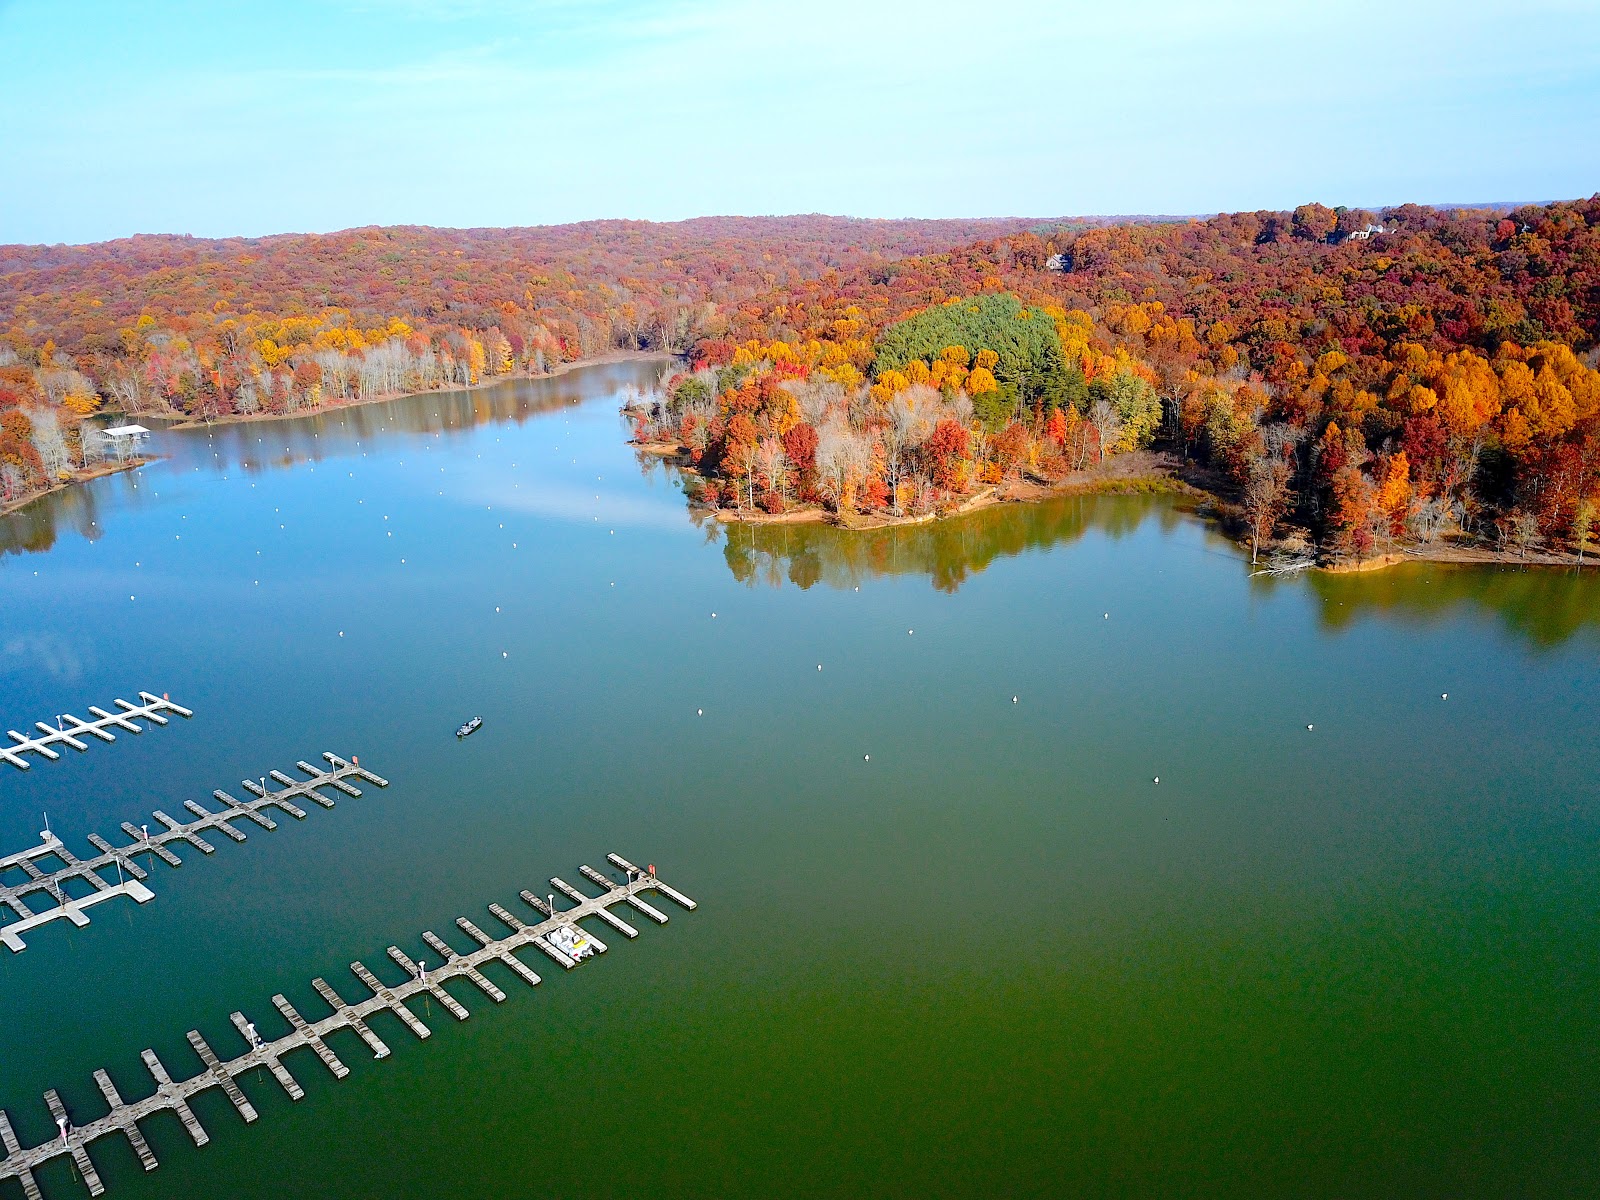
5, 200, 1600, 565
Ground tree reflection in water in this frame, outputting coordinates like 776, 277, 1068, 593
0, 361, 657, 562
713, 492, 1193, 593
707, 488, 1600, 650
1302, 561, 1600, 650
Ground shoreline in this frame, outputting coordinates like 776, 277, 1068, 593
635, 440, 1596, 574
1318, 542, 1595, 574
0, 459, 147, 519
632, 444, 1203, 531
2, 352, 675, 523
153, 349, 676, 431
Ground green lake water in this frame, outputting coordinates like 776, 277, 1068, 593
1, 360, 1598, 1198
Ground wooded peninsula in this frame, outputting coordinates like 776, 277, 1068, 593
4, 201, 1599, 567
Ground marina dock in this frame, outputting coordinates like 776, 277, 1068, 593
1, 694, 192, 771
0, 754, 386, 953
0, 856, 694, 1199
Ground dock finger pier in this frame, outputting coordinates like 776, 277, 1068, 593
0, 855, 695, 1200
1, 754, 386, 953
2, 694, 191, 772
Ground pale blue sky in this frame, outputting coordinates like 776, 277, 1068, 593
1, 0, 1596, 245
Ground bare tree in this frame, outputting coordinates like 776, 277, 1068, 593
1262, 422, 1305, 461
731, 438, 761, 509
79, 424, 109, 466
1241, 456, 1292, 563
35, 367, 90, 406
1510, 510, 1540, 557
1088, 400, 1122, 463
1406, 496, 1457, 544
27, 408, 70, 479
883, 386, 936, 504
234, 381, 262, 416
98, 357, 152, 413
816, 420, 869, 509
755, 437, 789, 504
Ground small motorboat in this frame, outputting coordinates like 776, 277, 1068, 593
456, 716, 483, 739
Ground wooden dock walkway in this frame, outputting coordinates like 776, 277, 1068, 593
0, 857, 693, 1199
0, 754, 387, 953
1, 694, 192, 771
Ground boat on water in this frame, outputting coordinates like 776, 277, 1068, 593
545, 924, 598, 961
456, 716, 483, 739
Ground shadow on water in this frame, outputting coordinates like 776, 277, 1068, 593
0, 478, 117, 559
710, 484, 1600, 649
712, 491, 1197, 592
1300, 560, 1600, 650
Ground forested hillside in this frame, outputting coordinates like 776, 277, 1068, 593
7, 200, 1600, 563
633, 199, 1600, 560
0, 215, 1049, 506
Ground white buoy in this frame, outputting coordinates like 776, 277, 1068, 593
864, 754, 870, 762
1012, 696, 1018, 703
697, 709, 703, 716
908, 629, 914, 635
711, 612, 717, 618
339, 631, 344, 638
1442, 693, 1448, 699
1307, 724, 1313, 730
502, 651, 508, 658
1154, 776, 1160, 783
1104, 613, 1109, 619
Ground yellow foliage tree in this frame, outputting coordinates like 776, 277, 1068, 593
967, 367, 999, 395
1377, 451, 1411, 535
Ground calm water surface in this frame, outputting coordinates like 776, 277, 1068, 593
2, 361, 1598, 1198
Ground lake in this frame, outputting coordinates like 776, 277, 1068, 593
2, 359, 1598, 1198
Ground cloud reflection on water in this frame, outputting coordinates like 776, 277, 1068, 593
0, 632, 90, 683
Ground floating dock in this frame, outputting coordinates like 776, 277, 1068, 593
1, 694, 192, 771
0, 855, 693, 1199
0, 754, 386, 953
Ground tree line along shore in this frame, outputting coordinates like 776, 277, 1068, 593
5, 201, 1599, 571
625, 200, 1600, 570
